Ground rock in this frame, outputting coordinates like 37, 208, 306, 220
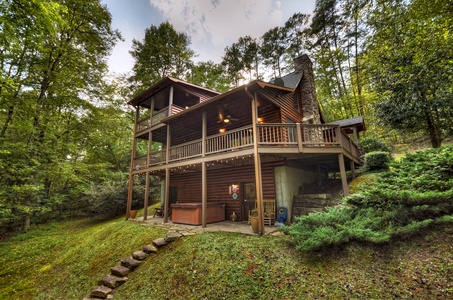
132, 250, 149, 261
98, 274, 128, 289
143, 244, 158, 254
152, 237, 167, 247
179, 231, 197, 236
107, 295, 114, 300
268, 230, 286, 236
121, 257, 142, 270
90, 285, 112, 299
165, 231, 183, 242
111, 265, 130, 277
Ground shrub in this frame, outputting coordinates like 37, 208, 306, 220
359, 137, 391, 154
364, 151, 391, 171
286, 144, 453, 252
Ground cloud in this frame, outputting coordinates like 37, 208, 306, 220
149, 0, 283, 62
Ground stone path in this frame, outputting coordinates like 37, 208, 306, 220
83, 219, 285, 299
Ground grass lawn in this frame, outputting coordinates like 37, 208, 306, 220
0, 216, 451, 299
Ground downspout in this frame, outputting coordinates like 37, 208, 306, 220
245, 86, 265, 235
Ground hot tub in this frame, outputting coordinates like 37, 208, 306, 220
171, 203, 225, 225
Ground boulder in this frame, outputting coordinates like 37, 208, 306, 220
152, 237, 167, 247
110, 265, 130, 277
98, 274, 128, 289
90, 285, 112, 299
132, 250, 149, 261
164, 231, 183, 242
143, 244, 158, 254
121, 257, 142, 270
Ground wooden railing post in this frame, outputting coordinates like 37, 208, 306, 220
126, 107, 140, 220
296, 123, 303, 152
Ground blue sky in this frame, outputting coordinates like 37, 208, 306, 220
102, 0, 316, 74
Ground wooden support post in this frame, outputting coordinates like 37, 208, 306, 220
350, 160, 356, 179
338, 153, 349, 196
352, 127, 359, 144
250, 90, 264, 235
144, 172, 150, 220
201, 111, 207, 228
168, 85, 174, 117
164, 168, 170, 223
165, 125, 171, 163
202, 162, 207, 228
163, 123, 171, 223
126, 107, 139, 220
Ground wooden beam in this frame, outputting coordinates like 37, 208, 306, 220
338, 153, 349, 196
202, 161, 207, 228
164, 168, 170, 223
168, 85, 174, 117
126, 107, 140, 220
144, 172, 150, 220
350, 160, 356, 179
250, 90, 264, 235
201, 111, 207, 228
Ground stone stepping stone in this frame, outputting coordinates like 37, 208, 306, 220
121, 257, 142, 270
98, 274, 128, 289
90, 285, 112, 299
132, 250, 149, 261
143, 244, 158, 254
152, 237, 167, 247
165, 231, 183, 242
111, 265, 130, 277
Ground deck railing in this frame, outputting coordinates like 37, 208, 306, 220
136, 105, 185, 133
134, 123, 360, 168
206, 126, 254, 154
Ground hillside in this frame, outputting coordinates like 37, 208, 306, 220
0, 216, 451, 299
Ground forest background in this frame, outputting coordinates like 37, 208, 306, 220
0, 0, 452, 234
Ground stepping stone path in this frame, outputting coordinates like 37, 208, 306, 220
83, 231, 184, 299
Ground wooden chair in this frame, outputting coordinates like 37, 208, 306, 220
248, 199, 276, 226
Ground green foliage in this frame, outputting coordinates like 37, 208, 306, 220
366, 0, 453, 148
286, 145, 453, 252
129, 21, 195, 90
363, 151, 391, 171
359, 137, 391, 154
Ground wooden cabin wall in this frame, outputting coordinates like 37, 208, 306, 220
169, 161, 284, 221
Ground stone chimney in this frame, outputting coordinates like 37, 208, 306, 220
294, 55, 321, 124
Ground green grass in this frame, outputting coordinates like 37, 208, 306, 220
0, 217, 451, 299
0, 216, 167, 299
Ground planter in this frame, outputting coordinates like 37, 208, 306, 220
130, 210, 138, 219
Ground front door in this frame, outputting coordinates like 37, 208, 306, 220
241, 182, 256, 222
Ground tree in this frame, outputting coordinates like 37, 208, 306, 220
189, 61, 232, 92
0, 0, 122, 231
366, 0, 453, 148
260, 26, 288, 79
129, 21, 195, 90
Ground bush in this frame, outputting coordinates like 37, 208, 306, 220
364, 151, 391, 171
285, 144, 453, 252
359, 137, 391, 154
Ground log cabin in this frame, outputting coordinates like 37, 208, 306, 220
126, 55, 364, 234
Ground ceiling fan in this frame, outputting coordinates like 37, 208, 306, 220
218, 112, 239, 124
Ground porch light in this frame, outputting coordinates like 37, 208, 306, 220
223, 118, 230, 123
219, 128, 226, 133
185, 106, 189, 109
257, 117, 263, 123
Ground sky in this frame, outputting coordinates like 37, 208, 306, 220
101, 0, 316, 75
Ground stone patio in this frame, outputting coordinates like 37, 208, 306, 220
131, 216, 284, 236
